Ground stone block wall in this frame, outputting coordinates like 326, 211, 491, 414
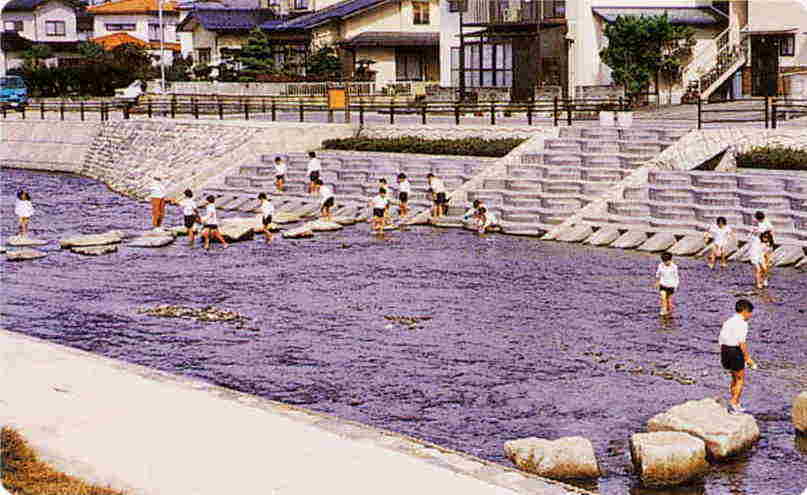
0, 121, 101, 173
361, 125, 557, 141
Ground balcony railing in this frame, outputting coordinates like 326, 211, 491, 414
462, 0, 565, 25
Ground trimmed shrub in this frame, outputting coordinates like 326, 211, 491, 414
321, 137, 525, 157
736, 146, 807, 171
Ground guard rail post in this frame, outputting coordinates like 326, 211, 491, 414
490, 102, 496, 125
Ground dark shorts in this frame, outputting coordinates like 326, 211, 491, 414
309, 171, 320, 182
659, 286, 676, 296
721, 345, 745, 372
373, 208, 385, 218
276, 174, 285, 181
262, 215, 272, 226
184, 215, 197, 229
399, 192, 409, 203
322, 197, 334, 209
204, 224, 218, 231
435, 192, 447, 205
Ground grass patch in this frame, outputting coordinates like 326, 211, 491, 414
321, 137, 526, 158
736, 146, 807, 171
1, 427, 125, 495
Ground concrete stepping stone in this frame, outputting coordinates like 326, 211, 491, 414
556, 224, 594, 243
304, 220, 343, 232
7, 235, 49, 247
6, 248, 47, 261
797, 257, 807, 270
333, 216, 360, 226
504, 436, 600, 480
668, 235, 706, 256
218, 218, 257, 242
273, 212, 303, 224
611, 230, 648, 249
771, 245, 805, 267
793, 392, 807, 434
72, 245, 118, 256
647, 397, 760, 460
630, 432, 708, 487
59, 231, 122, 248
282, 226, 314, 239
585, 226, 621, 246
129, 236, 175, 248
638, 232, 677, 252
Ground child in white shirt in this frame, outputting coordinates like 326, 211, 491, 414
201, 195, 228, 250
477, 207, 498, 235
704, 216, 734, 269
396, 173, 411, 218
14, 190, 34, 237
307, 151, 322, 195
274, 157, 287, 193
255, 192, 275, 243
317, 180, 335, 220
178, 189, 200, 246
149, 176, 167, 228
655, 252, 679, 317
368, 188, 388, 234
749, 231, 774, 289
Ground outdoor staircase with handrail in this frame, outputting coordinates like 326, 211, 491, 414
683, 25, 748, 100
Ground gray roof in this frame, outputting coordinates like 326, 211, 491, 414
264, 0, 390, 30
593, 7, 727, 26
341, 31, 438, 47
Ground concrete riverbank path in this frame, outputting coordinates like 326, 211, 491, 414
0, 330, 583, 495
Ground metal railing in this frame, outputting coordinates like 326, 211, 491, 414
464, 0, 565, 24
695, 98, 807, 129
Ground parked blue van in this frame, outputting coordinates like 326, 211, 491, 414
0, 75, 29, 108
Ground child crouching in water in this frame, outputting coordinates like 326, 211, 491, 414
655, 252, 679, 317
15, 190, 34, 237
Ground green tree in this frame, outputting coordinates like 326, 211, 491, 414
599, 14, 694, 104
234, 28, 275, 82
21, 45, 53, 68
305, 45, 341, 80
78, 41, 105, 60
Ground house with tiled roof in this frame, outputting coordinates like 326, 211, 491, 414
86, 0, 182, 65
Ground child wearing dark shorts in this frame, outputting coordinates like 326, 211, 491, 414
178, 189, 200, 246
255, 192, 274, 243
396, 173, 411, 218
718, 299, 756, 413
654, 252, 679, 316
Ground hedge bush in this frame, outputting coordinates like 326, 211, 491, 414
736, 146, 807, 171
321, 137, 526, 157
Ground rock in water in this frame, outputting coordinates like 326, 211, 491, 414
305, 220, 343, 232
668, 235, 706, 256
557, 224, 594, 243
272, 212, 302, 225
60, 231, 122, 248
585, 226, 621, 246
217, 218, 257, 243
728, 243, 752, 262
504, 436, 600, 479
793, 392, 807, 434
6, 248, 47, 261
282, 227, 314, 239
7, 236, 49, 247
797, 257, 807, 271
129, 236, 175, 248
772, 245, 805, 267
611, 230, 649, 249
630, 431, 708, 487
638, 232, 677, 252
72, 245, 118, 256
333, 216, 359, 226
170, 226, 189, 237
144, 227, 175, 238
646, 397, 760, 459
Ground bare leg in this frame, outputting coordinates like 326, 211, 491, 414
19, 217, 29, 236
659, 291, 668, 315
730, 369, 745, 407
667, 294, 675, 315
213, 229, 229, 248
188, 227, 196, 246
150, 198, 162, 228
156, 199, 166, 227
202, 229, 210, 250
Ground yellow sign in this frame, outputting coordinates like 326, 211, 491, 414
328, 88, 347, 110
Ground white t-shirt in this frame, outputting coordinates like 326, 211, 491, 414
179, 198, 197, 216
483, 211, 498, 227
398, 180, 411, 194
149, 181, 166, 199
753, 218, 774, 236
371, 195, 388, 209
320, 185, 334, 203
15, 199, 34, 218
719, 313, 748, 347
204, 203, 218, 225
430, 178, 446, 194
708, 225, 732, 247
656, 262, 679, 289
259, 200, 274, 217
274, 160, 287, 176
307, 158, 322, 173
748, 236, 770, 265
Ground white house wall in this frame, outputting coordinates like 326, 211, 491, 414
2, 0, 78, 41
748, 0, 807, 67
93, 13, 178, 43
438, 0, 458, 86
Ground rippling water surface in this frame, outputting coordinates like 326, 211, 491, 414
2, 168, 806, 495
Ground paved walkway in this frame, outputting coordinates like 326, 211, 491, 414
0, 330, 584, 495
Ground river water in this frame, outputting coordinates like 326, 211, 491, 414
2, 168, 806, 495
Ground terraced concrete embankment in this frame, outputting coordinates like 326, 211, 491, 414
0, 121, 101, 173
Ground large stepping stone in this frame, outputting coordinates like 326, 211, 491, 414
72, 245, 118, 256
585, 226, 621, 246
144, 227, 176, 238
647, 397, 760, 460
611, 230, 649, 249
668, 235, 706, 256
504, 436, 600, 480
630, 431, 708, 487
218, 218, 257, 243
129, 236, 175, 248
728, 243, 752, 263
332, 216, 360, 226
273, 212, 304, 224
304, 220, 343, 232
60, 231, 122, 248
6, 248, 47, 261
794, 392, 807, 434
797, 257, 807, 270
282, 226, 314, 239
771, 245, 805, 267
556, 224, 593, 243
7, 236, 48, 247
638, 232, 677, 252
697, 237, 739, 258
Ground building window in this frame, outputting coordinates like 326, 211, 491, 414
197, 48, 211, 64
293, 0, 308, 9
780, 35, 796, 56
45, 20, 66, 36
148, 23, 163, 41
452, 42, 512, 88
4, 20, 23, 32
105, 23, 136, 31
413, 1, 430, 25
447, 0, 466, 13
396, 50, 423, 81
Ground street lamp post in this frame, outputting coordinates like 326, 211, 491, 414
159, 0, 166, 93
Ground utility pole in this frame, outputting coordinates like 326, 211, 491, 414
159, 0, 166, 94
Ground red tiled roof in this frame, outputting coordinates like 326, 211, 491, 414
87, 0, 178, 14
91, 33, 180, 51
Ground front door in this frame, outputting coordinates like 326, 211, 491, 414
751, 36, 780, 96
511, 35, 539, 101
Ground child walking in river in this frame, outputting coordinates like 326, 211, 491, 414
274, 156, 287, 193
201, 195, 228, 250
178, 189, 200, 246
655, 252, 679, 317
704, 216, 734, 269
255, 192, 274, 244
15, 190, 34, 237
396, 173, 410, 219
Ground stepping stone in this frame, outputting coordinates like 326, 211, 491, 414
273, 212, 304, 224
647, 397, 760, 460
129, 236, 175, 248
218, 218, 257, 243
728, 243, 752, 262
556, 224, 594, 243
144, 227, 176, 238
611, 230, 648, 249
797, 257, 807, 270
638, 232, 677, 252
630, 432, 708, 487
332, 216, 359, 226
170, 226, 190, 237
504, 436, 600, 480
304, 220, 343, 232
282, 226, 314, 239
585, 226, 621, 246
72, 245, 118, 256
6, 248, 47, 261
771, 245, 805, 267
60, 231, 122, 248
668, 235, 706, 256
794, 392, 807, 434
7, 236, 48, 247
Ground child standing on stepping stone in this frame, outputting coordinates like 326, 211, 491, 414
396, 173, 411, 218
178, 189, 200, 246
477, 206, 499, 235
14, 190, 34, 237
368, 188, 388, 235
317, 180, 334, 220
255, 193, 274, 244
427, 173, 447, 220
719, 299, 756, 414
274, 157, 287, 193
149, 176, 168, 228
307, 152, 322, 196
201, 195, 228, 250
704, 216, 734, 269
654, 252, 679, 317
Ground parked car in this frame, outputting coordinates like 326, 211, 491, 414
0, 76, 29, 109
